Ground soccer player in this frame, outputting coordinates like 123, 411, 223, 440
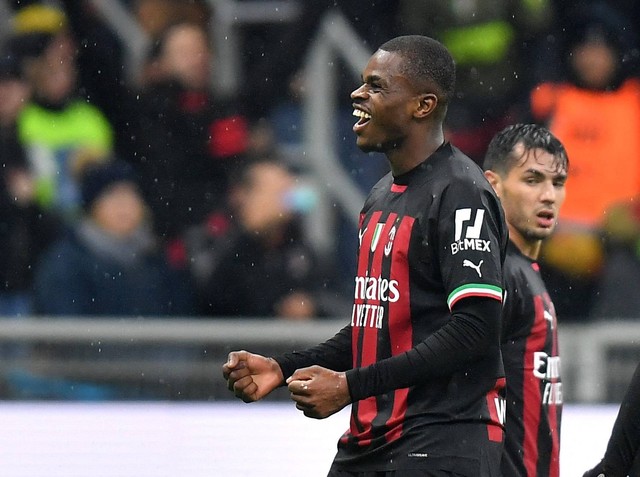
483, 124, 569, 477
223, 35, 509, 476
583, 359, 640, 476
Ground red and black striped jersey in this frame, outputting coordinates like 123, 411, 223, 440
276, 143, 508, 472
501, 241, 562, 477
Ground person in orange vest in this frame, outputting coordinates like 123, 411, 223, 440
529, 2, 640, 320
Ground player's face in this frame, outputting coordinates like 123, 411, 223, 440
350, 50, 417, 153
492, 145, 567, 253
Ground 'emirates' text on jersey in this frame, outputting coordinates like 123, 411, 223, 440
501, 242, 562, 477
339, 143, 507, 469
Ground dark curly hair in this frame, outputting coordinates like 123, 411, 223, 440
483, 123, 569, 175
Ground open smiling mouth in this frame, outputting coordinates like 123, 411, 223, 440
353, 109, 371, 130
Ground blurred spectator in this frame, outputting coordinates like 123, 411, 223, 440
198, 157, 346, 319
553, 1, 640, 72
133, 0, 210, 39
7, 5, 114, 220
244, 3, 395, 288
54, 0, 131, 159
590, 198, 640, 319
130, 21, 249, 241
529, 2, 640, 320
0, 51, 61, 317
33, 159, 195, 316
396, 0, 555, 164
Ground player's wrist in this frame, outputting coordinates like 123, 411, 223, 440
267, 357, 286, 386
344, 368, 363, 402
336, 371, 352, 407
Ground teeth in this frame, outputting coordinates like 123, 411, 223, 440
353, 109, 371, 119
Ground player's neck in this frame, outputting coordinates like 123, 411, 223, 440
387, 130, 444, 176
510, 231, 541, 261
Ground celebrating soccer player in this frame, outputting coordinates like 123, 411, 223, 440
224, 35, 509, 476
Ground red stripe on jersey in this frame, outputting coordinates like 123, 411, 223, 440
522, 295, 548, 476
485, 377, 506, 442
384, 216, 414, 442
390, 183, 407, 193
545, 293, 561, 477
350, 211, 385, 445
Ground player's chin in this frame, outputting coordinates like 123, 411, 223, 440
354, 133, 383, 152
530, 228, 553, 241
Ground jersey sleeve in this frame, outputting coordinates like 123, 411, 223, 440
273, 324, 353, 380
346, 297, 502, 400
437, 179, 506, 310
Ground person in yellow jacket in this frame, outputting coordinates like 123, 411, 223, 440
10, 20, 113, 220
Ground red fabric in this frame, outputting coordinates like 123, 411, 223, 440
178, 91, 208, 113
165, 238, 187, 269
208, 115, 248, 158
206, 211, 231, 237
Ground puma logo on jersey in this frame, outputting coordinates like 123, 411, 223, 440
463, 259, 483, 277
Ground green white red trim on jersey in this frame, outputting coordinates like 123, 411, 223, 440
447, 283, 503, 310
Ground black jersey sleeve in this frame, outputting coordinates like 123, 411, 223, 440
437, 179, 506, 310
585, 360, 640, 476
345, 297, 501, 401
273, 324, 353, 380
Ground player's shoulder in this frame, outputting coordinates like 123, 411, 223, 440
430, 144, 494, 193
362, 171, 394, 211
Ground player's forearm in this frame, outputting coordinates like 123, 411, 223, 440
346, 297, 501, 401
273, 325, 352, 380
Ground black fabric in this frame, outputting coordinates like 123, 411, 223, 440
201, 225, 330, 318
584, 361, 640, 476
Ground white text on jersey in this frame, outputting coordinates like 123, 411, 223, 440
354, 276, 400, 302
451, 208, 491, 255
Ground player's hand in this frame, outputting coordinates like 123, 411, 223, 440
222, 350, 284, 403
286, 365, 351, 419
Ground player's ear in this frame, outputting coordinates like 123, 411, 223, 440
484, 170, 502, 197
414, 93, 437, 119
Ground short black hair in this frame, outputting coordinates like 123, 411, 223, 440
483, 123, 569, 175
378, 35, 456, 105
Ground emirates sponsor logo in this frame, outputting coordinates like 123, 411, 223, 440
354, 275, 400, 302
533, 352, 563, 405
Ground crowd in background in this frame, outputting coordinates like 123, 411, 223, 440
1, 0, 640, 324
